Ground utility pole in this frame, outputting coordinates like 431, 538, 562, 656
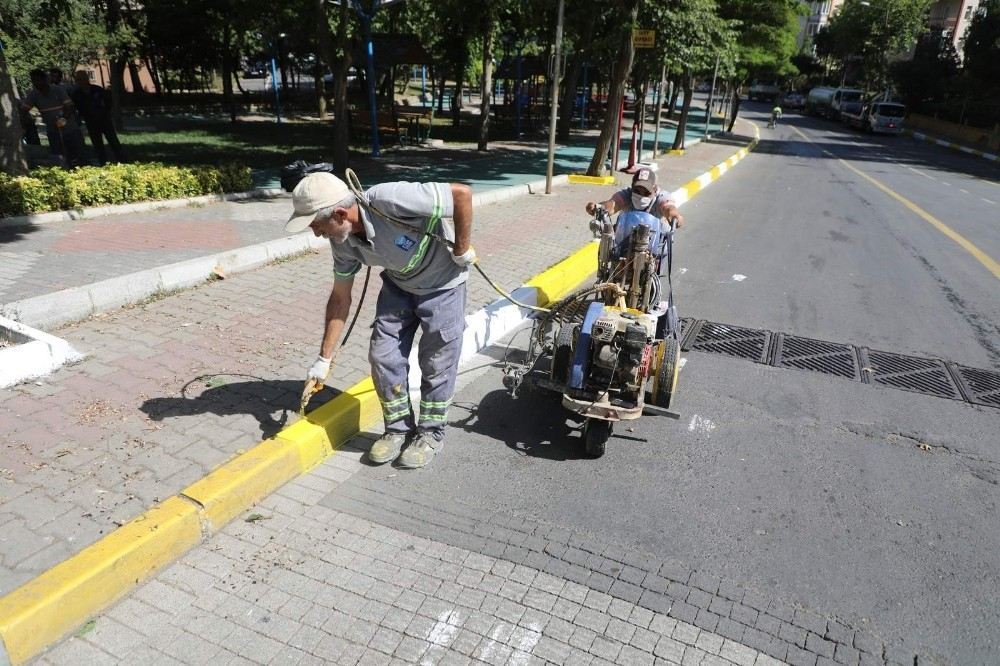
545, 0, 565, 194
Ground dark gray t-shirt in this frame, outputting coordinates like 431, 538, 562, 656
25, 85, 79, 132
331, 181, 466, 295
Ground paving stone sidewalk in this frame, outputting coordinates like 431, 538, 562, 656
0, 127, 756, 599
39, 438, 909, 666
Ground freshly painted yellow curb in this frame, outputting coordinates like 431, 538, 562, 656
568, 174, 616, 185
0, 497, 201, 665
0, 133, 760, 666
526, 242, 600, 306
668, 149, 685, 155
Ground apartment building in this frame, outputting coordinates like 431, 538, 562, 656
927, 0, 982, 59
797, 0, 846, 50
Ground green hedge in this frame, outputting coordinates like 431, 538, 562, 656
0, 162, 254, 217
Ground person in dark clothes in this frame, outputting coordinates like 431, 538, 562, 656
71, 69, 124, 164
19, 68, 85, 167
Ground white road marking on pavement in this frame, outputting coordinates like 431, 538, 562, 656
942, 181, 952, 187
679, 357, 687, 369
478, 623, 511, 663
688, 415, 716, 437
983, 198, 996, 205
424, 609, 459, 651
905, 165, 937, 181
508, 623, 543, 665
678, 267, 688, 274
959, 188, 970, 194
732, 274, 747, 281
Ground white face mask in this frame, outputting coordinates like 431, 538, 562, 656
631, 192, 653, 210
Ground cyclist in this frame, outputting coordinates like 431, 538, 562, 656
769, 104, 783, 128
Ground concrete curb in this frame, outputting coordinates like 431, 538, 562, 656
905, 129, 999, 163
0, 188, 288, 230
0, 317, 84, 388
0, 235, 329, 330
2, 177, 568, 331
0, 134, 759, 665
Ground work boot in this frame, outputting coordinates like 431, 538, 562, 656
367, 432, 408, 464
397, 433, 442, 469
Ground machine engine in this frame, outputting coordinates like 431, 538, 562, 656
587, 310, 657, 402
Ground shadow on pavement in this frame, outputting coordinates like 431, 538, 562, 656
450, 387, 589, 461
0, 224, 41, 243
140, 376, 341, 439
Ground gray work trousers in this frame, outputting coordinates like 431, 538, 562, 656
369, 277, 466, 442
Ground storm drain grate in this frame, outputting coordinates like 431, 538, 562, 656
689, 321, 770, 363
772, 335, 860, 380
861, 349, 962, 400
952, 365, 1000, 408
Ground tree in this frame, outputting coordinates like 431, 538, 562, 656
0, 44, 27, 175
822, 0, 932, 92
717, 0, 803, 82
963, 0, 1000, 90
586, 0, 640, 175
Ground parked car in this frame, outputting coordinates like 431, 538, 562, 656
781, 91, 806, 110
844, 101, 906, 134
748, 82, 781, 102
244, 64, 267, 79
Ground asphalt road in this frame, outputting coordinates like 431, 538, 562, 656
359, 106, 1000, 664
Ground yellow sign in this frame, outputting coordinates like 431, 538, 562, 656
633, 29, 655, 49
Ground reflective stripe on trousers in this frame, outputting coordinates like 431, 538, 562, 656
368, 278, 466, 441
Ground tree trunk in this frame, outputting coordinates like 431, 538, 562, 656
0, 49, 28, 175
331, 1, 353, 173
671, 71, 693, 151
315, 0, 333, 120
437, 72, 447, 114
587, 1, 639, 176
451, 60, 465, 127
222, 22, 236, 122
143, 54, 162, 96
477, 27, 494, 151
127, 59, 143, 93
667, 75, 680, 119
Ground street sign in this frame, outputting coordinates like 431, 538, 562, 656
633, 29, 655, 49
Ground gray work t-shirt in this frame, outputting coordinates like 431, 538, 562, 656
25, 85, 79, 132
331, 181, 466, 295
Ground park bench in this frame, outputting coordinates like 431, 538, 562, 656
351, 108, 409, 146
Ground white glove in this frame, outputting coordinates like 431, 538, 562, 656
451, 246, 478, 267
307, 355, 332, 383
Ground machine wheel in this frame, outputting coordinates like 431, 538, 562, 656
650, 338, 681, 408
551, 324, 577, 384
583, 419, 612, 458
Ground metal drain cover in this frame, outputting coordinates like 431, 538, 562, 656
772, 334, 860, 380
689, 321, 770, 363
861, 349, 962, 400
952, 365, 1000, 408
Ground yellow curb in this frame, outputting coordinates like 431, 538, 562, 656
568, 174, 615, 185
0, 497, 201, 665
0, 132, 760, 666
668, 149, 686, 155
526, 242, 600, 306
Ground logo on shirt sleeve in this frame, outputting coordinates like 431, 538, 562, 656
395, 235, 416, 251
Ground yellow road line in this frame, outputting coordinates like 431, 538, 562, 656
791, 125, 1000, 280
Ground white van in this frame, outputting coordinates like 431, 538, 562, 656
831, 88, 864, 119
866, 102, 906, 134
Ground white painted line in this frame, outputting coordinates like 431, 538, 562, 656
983, 198, 996, 205
905, 165, 936, 181
688, 415, 716, 437
959, 188, 970, 194
732, 274, 747, 282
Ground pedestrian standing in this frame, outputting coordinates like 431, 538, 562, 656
19, 68, 85, 167
71, 70, 124, 164
286, 173, 476, 469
